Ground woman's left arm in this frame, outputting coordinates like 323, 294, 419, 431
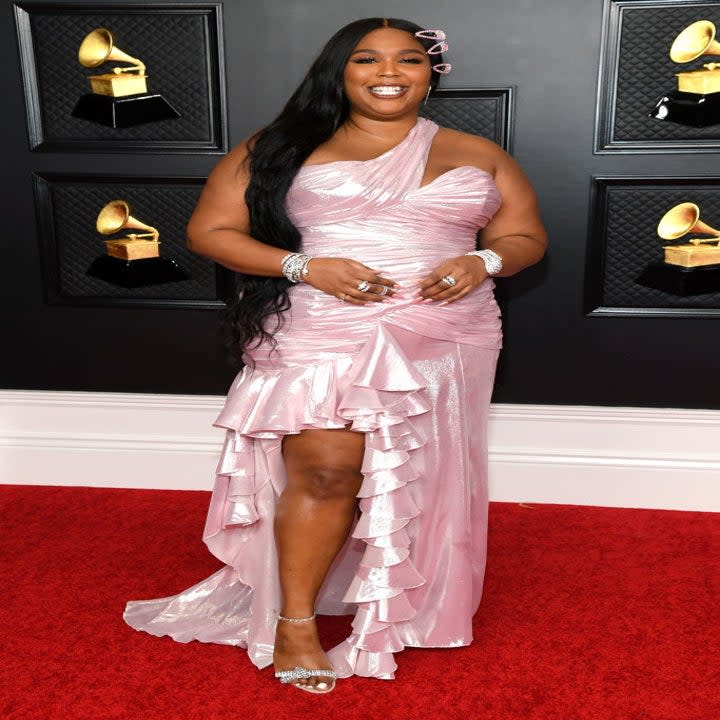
477, 150, 548, 277
418, 142, 547, 302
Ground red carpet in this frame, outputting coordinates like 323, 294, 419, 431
1, 485, 718, 720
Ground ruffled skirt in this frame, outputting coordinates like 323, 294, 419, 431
124, 321, 499, 679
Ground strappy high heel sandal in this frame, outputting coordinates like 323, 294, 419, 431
273, 613, 337, 694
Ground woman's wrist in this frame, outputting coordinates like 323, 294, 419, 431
465, 248, 503, 276
280, 252, 312, 283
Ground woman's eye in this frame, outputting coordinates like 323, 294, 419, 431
400, 58, 423, 64
353, 56, 377, 64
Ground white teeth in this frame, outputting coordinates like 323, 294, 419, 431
369, 86, 406, 96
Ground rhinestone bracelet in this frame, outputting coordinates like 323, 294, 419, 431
280, 252, 312, 283
465, 248, 503, 276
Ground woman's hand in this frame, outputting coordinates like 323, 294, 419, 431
417, 255, 489, 303
304, 257, 397, 305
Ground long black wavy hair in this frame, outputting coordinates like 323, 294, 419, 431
224, 17, 445, 364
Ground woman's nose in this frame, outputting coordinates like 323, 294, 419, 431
377, 60, 400, 77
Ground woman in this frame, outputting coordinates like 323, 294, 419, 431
124, 17, 547, 694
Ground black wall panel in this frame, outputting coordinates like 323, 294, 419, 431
3, 0, 720, 408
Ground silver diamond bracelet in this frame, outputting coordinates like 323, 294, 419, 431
280, 252, 312, 283
465, 248, 503, 276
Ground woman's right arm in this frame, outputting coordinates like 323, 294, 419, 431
186, 141, 289, 276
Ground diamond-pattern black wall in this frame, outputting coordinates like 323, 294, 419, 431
589, 179, 720, 311
34, 175, 230, 306
15, 4, 225, 151
5, 0, 720, 405
420, 89, 511, 148
598, 0, 720, 150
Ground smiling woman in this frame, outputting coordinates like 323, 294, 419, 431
123, 17, 547, 695
345, 34, 430, 104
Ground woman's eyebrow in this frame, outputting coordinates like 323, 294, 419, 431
349, 48, 426, 55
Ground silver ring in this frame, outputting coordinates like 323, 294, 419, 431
441, 275, 457, 287
377, 285, 389, 296
357, 280, 371, 292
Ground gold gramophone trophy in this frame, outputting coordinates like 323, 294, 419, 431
650, 20, 720, 127
72, 28, 180, 128
635, 202, 720, 295
86, 200, 188, 288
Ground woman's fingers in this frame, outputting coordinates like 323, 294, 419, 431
418, 257, 488, 302
419, 268, 466, 301
309, 259, 399, 303
343, 283, 388, 303
347, 273, 398, 302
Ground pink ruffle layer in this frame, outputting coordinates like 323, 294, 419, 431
124, 320, 498, 679
208, 324, 431, 678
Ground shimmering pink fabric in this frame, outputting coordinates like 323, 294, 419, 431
124, 118, 503, 679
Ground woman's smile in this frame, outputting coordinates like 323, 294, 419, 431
367, 85, 409, 98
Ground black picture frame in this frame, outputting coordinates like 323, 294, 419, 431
584, 175, 720, 317
595, 0, 720, 154
420, 88, 514, 151
13, 2, 227, 153
33, 172, 235, 309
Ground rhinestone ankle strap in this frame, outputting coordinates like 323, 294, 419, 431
277, 612, 316, 623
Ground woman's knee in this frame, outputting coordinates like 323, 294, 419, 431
295, 464, 362, 501
282, 428, 365, 500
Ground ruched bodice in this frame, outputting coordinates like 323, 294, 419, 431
124, 117, 504, 682
248, 118, 503, 368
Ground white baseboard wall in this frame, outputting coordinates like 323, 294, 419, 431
1, 390, 719, 511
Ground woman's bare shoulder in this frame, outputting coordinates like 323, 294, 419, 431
432, 126, 509, 174
205, 134, 257, 187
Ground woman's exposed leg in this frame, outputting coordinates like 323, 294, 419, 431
273, 427, 365, 689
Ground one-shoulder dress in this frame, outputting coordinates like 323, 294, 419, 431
124, 118, 504, 680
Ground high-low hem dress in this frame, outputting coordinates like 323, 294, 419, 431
123, 118, 503, 680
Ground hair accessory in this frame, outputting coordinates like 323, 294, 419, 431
415, 29, 452, 74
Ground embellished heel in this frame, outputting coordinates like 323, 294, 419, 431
273, 613, 337, 694
274, 666, 337, 693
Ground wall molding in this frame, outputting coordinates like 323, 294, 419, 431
2, 390, 718, 511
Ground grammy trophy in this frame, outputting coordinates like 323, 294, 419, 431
72, 28, 180, 128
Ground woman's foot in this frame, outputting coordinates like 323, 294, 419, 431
273, 615, 336, 693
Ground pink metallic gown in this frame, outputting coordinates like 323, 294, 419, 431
124, 118, 503, 679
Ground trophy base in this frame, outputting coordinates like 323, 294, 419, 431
87, 256, 189, 288
649, 90, 720, 127
635, 262, 720, 296
72, 93, 181, 128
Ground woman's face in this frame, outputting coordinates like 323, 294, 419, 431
343, 27, 432, 120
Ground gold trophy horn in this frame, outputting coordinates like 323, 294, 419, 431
657, 202, 720, 269
670, 21, 720, 63
78, 28, 147, 97
96, 200, 160, 261
657, 202, 720, 240
78, 28, 145, 73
